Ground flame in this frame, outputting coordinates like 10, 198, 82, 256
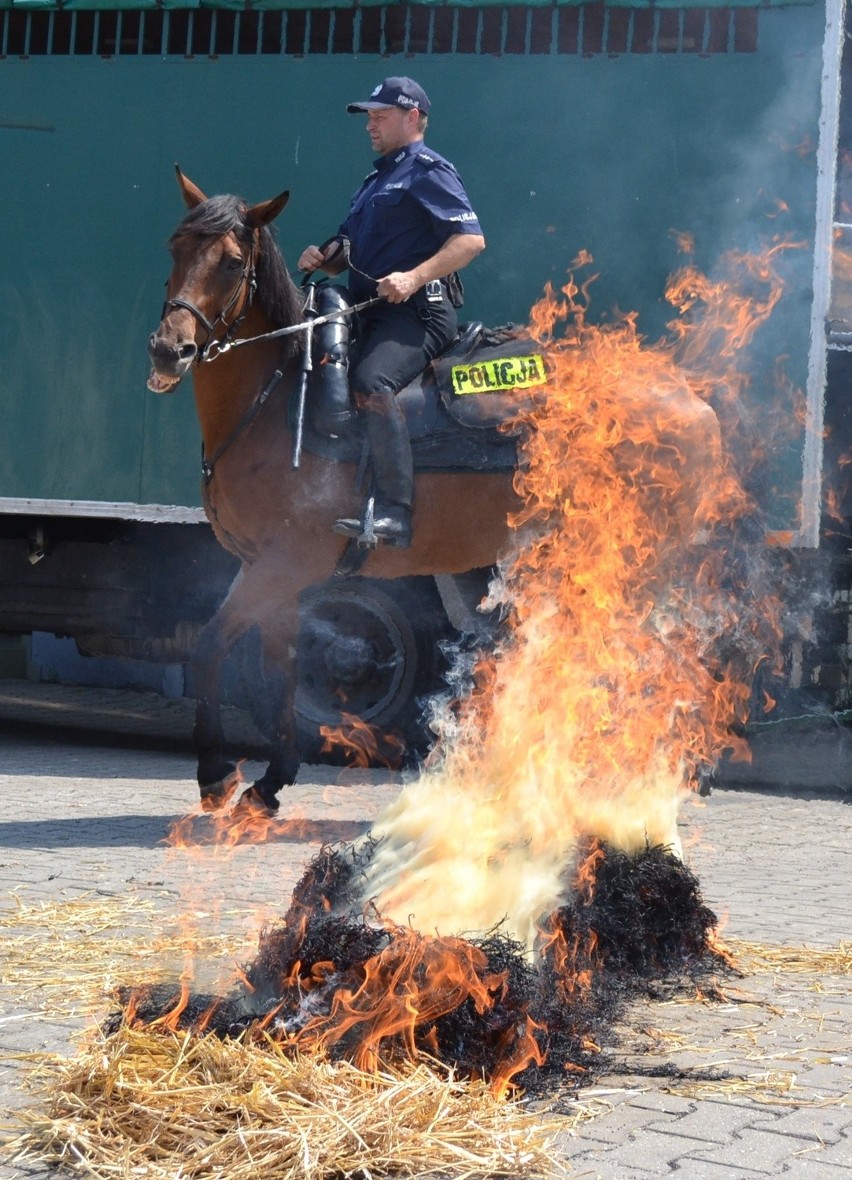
824, 486, 846, 525
152, 978, 191, 1032
671, 229, 695, 256
778, 133, 814, 160
319, 712, 406, 769
832, 245, 852, 282
361, 247, 788, 949
165, 765, 324, 850
538, 922, 599, 999
295, 927, 543, 1096
575, 840, 606, 905
705, 923, 736, 969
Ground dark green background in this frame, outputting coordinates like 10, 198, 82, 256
0, 4, 824, 524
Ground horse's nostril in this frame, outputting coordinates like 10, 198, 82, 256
178, 342, 198, 362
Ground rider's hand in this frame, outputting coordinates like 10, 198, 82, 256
297, 245, 327, 273
377, 271, 419, 304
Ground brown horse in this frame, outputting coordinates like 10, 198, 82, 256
148, 171, 726, 812
147, 170, 520, 810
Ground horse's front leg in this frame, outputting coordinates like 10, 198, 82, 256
191, 608, 240, 809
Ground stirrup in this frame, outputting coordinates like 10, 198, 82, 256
333, 498, 411, 549
360, 496, 380, 546
333, 497, 381, 548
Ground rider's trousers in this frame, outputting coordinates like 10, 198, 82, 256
349, 287, 457, 509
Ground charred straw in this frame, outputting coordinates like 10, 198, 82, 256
113, 839, 729, 1091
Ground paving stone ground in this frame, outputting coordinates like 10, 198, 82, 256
0, 687, 849, 1179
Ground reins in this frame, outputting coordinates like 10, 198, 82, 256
201, 366, 284, 483
200, 293, 383, 363
164, 228, 269, 482
164, 224, 382, 480
200, 231, 384, 362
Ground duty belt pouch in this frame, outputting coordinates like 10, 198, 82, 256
431, 331, 549, 430
446, 271, 464, 309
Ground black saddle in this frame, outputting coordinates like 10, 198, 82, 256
293, 285, 546, 473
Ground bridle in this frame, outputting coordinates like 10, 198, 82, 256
159, 228, 383, 365
160, 233, 258, 363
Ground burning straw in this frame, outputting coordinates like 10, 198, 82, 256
102, 838, 728, 1097
2, 842, 726, 1179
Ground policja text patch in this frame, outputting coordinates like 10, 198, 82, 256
450, 354, 547, 395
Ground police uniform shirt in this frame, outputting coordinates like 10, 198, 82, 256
337, 141, 482, 300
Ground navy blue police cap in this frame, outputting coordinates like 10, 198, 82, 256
347, 77, 431, 115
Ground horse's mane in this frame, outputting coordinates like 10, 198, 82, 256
171, 194, 304, 360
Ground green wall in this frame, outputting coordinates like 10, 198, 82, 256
0, 5, 825, 520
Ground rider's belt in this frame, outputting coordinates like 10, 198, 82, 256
425, 279, 443, 304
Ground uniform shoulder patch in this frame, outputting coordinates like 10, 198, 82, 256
416, 151, 439, 166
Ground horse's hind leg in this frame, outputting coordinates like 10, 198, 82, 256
232, 598, 304, 812
239, 646, 300, 812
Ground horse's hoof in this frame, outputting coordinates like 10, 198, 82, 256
199, 783, 230, 812
199, 769, 241, 812
237, 785, 280, 815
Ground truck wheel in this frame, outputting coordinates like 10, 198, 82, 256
294, 576, 453, 765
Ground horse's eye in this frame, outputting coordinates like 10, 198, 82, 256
224, 256, 243, 272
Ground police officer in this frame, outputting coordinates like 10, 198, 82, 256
297, 76, 485, 548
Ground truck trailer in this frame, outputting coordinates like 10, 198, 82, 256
2, 0, 851, 755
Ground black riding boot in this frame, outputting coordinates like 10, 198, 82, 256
334, 389, 413, 547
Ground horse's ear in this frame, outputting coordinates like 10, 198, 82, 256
245, 191, 290, 229
175, 165, 208, 209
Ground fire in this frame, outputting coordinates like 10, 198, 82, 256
281, 921, 553, 1096
118, 244, 793, 1097
670, 229, 695, 255
153, 977, 192, 1032
165, 765, 325, 850
362, 247, 788, 950
301, 932, 505, 1067
319, 712, 406, 769
117, 837, 727, 1094
831, 243, 852, 317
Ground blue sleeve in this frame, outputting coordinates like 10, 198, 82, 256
412, 163, 483, 241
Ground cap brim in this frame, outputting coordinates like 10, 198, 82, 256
346, 101, 398, 113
